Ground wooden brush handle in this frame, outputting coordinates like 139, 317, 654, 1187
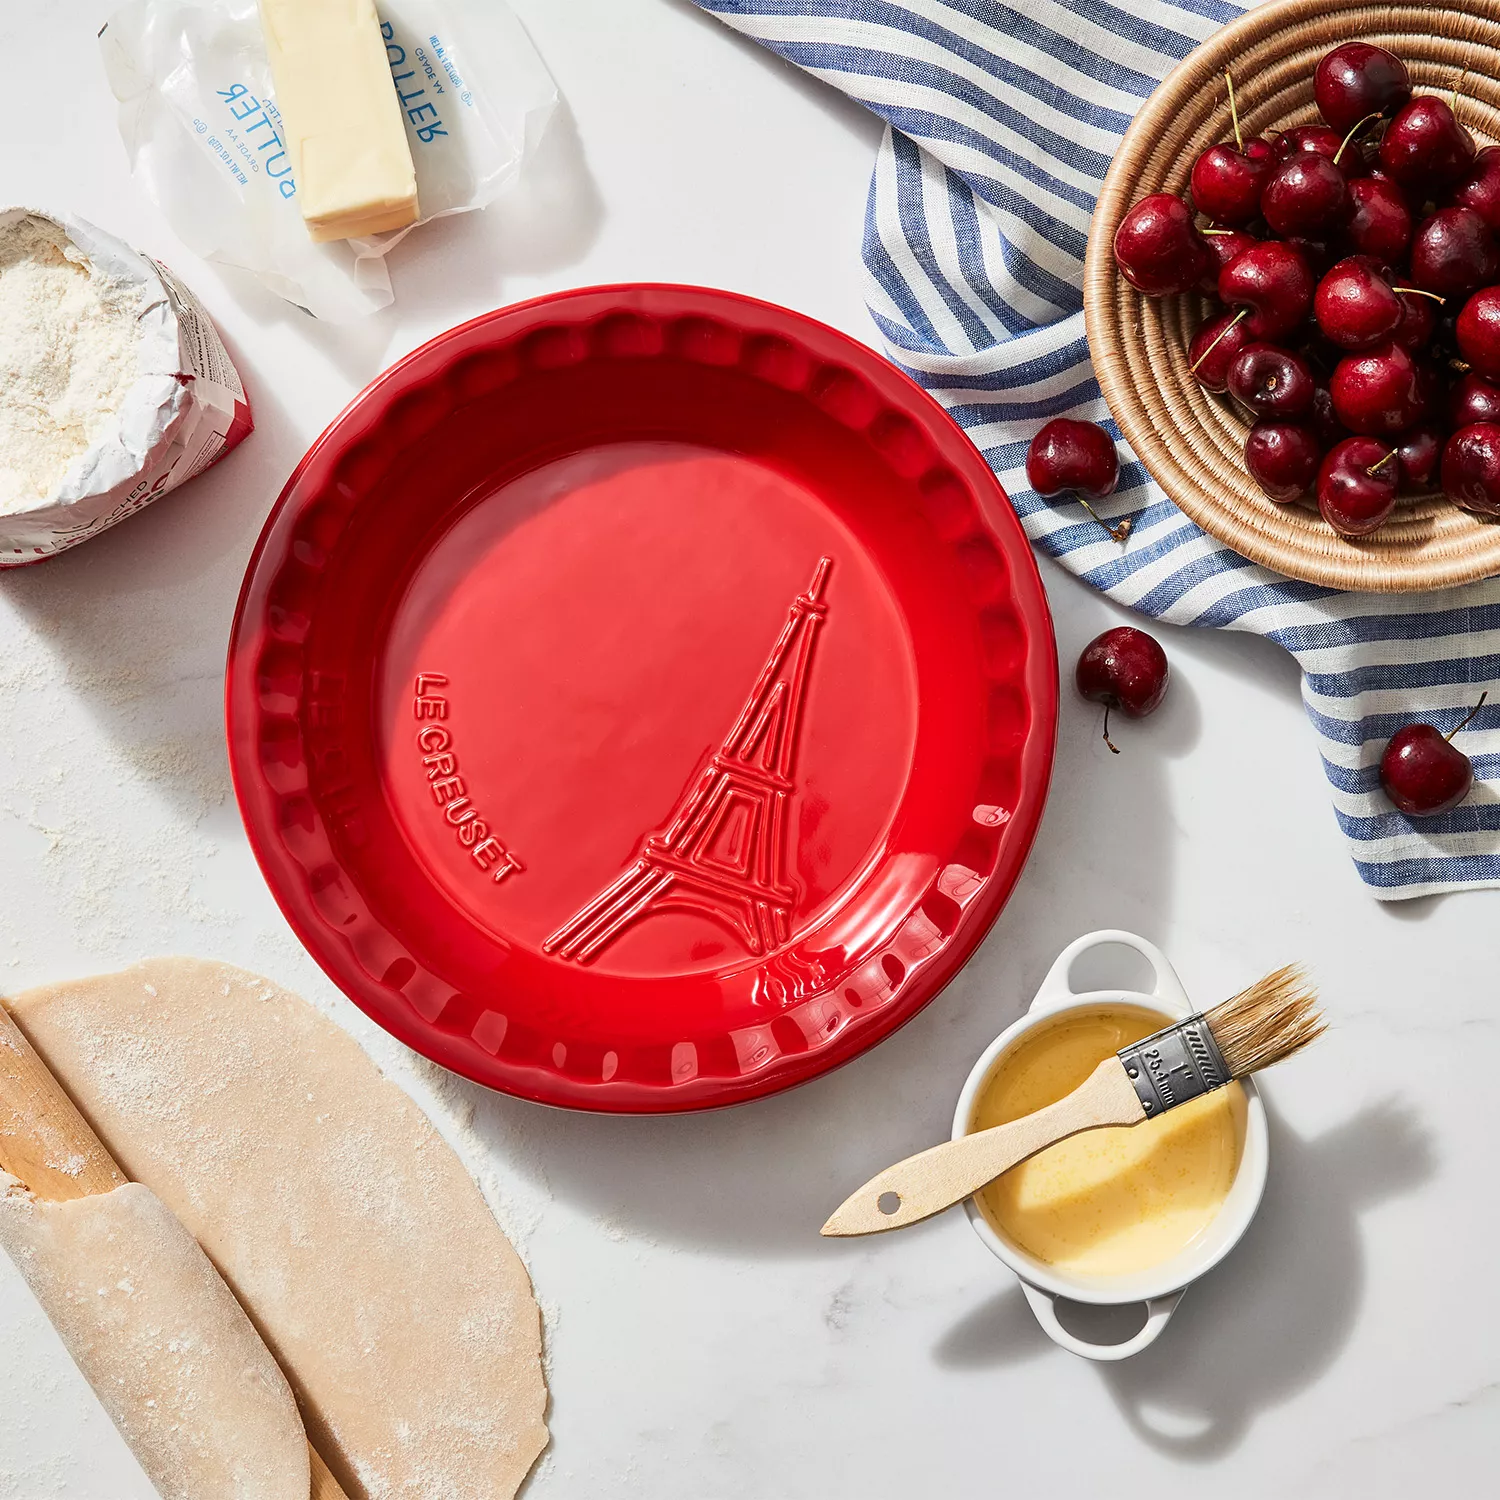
820, 1056, 1146, 1236
0, 1002, 350, 1500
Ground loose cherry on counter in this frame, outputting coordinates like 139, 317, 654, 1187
1329, 342, 1424, 435
1026, 419, 1131, 541
1342, 176, 1413, 263
1219, 241, 1315, 339
1262, 151, 1349, 237
1449, 371, 1500, 427
1379, 96, 1476, 190
1456, 286, 1500, 378
1315, 42, 1412, 133
1188, 309, 1253, 393
1380, 693, 1488, 817
1451, 145, 1500, 232
1245, 419, 1322, 501
1075, 626, 1169, 754
1442, 422, 1500, 516
1317, 435, 1400, 535
1227, 343, 1316, 416
1113, 193, 1209, 295
1409, 206, 1500, 299
1397, 426, 1444, 492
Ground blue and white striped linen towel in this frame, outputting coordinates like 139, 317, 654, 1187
692, 0, 1500, 898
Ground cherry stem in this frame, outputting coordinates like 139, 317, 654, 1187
1391, 286, 1445, 303
1076, 496, 1132, 545
1188, 307, 1249, 372
1334, 112, 1382, 164
1366, 449, 1398, 477
1225, 70, 1242, 152
1446, 691, 1489, 742
1102, 703, 1121, 755
1451, 357, 1473, 374
1201, 227, 1235, 236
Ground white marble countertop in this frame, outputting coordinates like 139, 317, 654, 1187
0, 2, 1493, 1496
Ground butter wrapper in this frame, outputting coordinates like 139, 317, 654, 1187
0, 208, 252, 567
100, 0, 558, 322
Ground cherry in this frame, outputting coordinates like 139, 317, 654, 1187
1026, 419, 1130, 541
1456, 286, 1500, 378
1188, 309, 1253, 393
1244, 419, 1322, 501
1262, 151, 1348, 236
1285, 234, 1337, 277
1198, 228, 1259, 291
1343, 176, 1413, 263
1114, 193, 1209, 295
1451, 145, 1500, 232
1396, 425, 1444, 493
1392, 288, 1437, 351
1449, 372, 1500, 428
1411, 357, 1447, 426
1314, 256, 1403, 350
1442, 422, 1500, 517
1317, 435, 1400, 535
1227, 343, 1316, 416
1410, 207, 1500, 299
1311, 383, 1347, 447
1316, 43, 1412, 134
1219, 241, 1315, 339
1191, 140, 1274, 226
1380, 97, 1476, 191
1275, 125, 1355, 167
1380, 694, 1488, 817
1075, 626, 1169, 754
1329, 342, 1423, 435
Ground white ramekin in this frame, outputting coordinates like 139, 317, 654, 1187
953, 929, 1269, 1361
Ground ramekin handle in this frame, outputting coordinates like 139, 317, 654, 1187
1031, 929, 1191, 1013
1019, 1283, 1183, 1361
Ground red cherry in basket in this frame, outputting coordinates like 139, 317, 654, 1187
1026, 419, 1130, 542
1275, 125, 1350, 165
1329, 342, 1423, 435
1450, 146, 1500, 231
1318, 435, 1400, 536
1263, 152, 1349, 237
1380, 97, 1476, 190
1315, 43, 1412, 134
1114, 193, 1209, 295
1314, 256, 1403, 350
1392, 289, 1437, 351
1191, 140, 1274, 226
1442, 422, 1500, 516
1380, 695, 1488, 817
1188, 308, 1253, 393
1075, 626, 1169, 755
1410, 207, 1500, 299
1244, 419, 1322, 502
1219, 241, 1315, 339
1396, 426, 1444, 493
1456, 286, 1500, 378
1343, 176, 1413, 263
1311, 384, 1347, 447
1198, 228, 1259, 291
1227, 343, 1316, 417
1450, 372, 1500, 428
1410, 357, 1447, 426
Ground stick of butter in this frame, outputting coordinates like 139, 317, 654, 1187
258, 0, 419, 243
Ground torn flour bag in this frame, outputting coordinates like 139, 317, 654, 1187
100, 0, 558, 321
0, 208, 251, 567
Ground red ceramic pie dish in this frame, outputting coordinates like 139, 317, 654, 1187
227, 285, 1057, 1112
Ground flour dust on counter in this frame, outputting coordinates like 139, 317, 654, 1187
7, 959, 549, 1500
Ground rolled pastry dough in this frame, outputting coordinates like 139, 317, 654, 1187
0, 1178, 309, 1500
9, 959, 548, 1500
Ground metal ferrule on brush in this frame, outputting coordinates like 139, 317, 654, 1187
1116, 1014, 1231, 1117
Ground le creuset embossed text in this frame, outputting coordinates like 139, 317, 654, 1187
227, 285, 1058, 1111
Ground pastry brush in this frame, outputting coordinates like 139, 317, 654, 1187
821, 964, 1323, 1237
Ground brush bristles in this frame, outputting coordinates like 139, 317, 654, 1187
1204, 964, 1324, 1079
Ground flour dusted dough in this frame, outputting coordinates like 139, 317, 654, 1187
9, 959, 548, 1500
0, 1179, 308, 1500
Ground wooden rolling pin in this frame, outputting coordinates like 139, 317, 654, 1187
0, 1002, 348, 1500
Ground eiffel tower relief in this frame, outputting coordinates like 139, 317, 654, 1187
544, 557, 833, 966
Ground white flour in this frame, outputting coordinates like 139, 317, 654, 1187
0, 216, 142, 517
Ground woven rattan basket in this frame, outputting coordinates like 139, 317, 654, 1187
1084, 0, 1500, 593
